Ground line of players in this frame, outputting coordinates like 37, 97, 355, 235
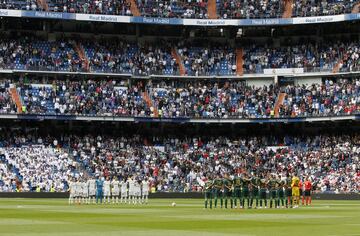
204, 173, 312, 209
68, 176, 150, 205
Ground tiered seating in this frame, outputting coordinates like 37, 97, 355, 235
178, 44, 236, 76
293, 0, 359, 17
137, 0, 208, 18
217, 0, 284, 19
46, 0, 132, 15
1, 0, 39, 10
20, 84, 55, 114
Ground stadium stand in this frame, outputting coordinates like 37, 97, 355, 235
292, 0, 360, 17
1, 36, 358, 76
0, 133, 358, 193
0, 78, 355, 118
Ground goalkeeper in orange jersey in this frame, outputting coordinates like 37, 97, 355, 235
304, 177, 312, 206
291, 174, 300, 208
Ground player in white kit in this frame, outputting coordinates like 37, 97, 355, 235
111, 177, 120, 204
133, 179, 141, 204
141, 178, 150, 204
120, 179, 128, 204
87, 177, 96, 204
68, 178, 76, 205
75, 179, 82, 204
103, 177, 111, 204
82, 180, 89, 204
127, 177, 135, 204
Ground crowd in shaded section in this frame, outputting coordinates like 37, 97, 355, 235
1, 0, 359, 19
0, 36, 359, 76
293, 0, 360, 17
243, 40, 360, 74
137, 0, 208, 18
0, 80, 17, 114
0, 77, 358, 118
0, 132, 359, 193
218, 0, 284, 19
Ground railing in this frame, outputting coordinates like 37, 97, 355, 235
0, 112, 359, 124
1, 64, 360, 77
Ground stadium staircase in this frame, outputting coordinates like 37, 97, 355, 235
274, 92, 286, 117
73, 43, 90, 72
143, 91, 159, 118
9, 87, 23, 113
208, 0, 218, 19
236, 48, 244, 76
282, 0, 293, 18
37, 0, 49, 11
126, 0, 141, 16
352, 2, 360, 13
172, 48, 186, 76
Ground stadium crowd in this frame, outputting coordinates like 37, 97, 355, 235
1, 0, 359, 18
0, 133, 359, 193
218, 0, 284, 19
293, 0, 360, 17
0, 81, 17, 114
244, 41, 360, 74
279, 79, 360, 117
3, 78, 358, 118
1, 37, 360, 76
0, 146, 73, 192
137, 0, 208, 18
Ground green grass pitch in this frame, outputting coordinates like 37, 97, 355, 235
0, 199, 359, 236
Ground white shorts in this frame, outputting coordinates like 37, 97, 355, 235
121, 192, 128, 197
89, 189, 96, 196
112, 190, 120, 196
104, 191, 111, 196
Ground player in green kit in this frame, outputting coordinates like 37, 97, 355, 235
241, 173, 251, 209
232, 174, 242, 209
204, 176, 213, 209
268, 174, 278, 209
250, 173, 260, 209
223, 174, 233, 209
259, 174, 268, 208
213, 175, 223, 208
277, 175, 286, 208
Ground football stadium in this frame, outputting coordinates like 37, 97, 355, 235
0, 0, 360, 235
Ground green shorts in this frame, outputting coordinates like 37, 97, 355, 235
251, 188, 259, 198
213, 189, 221, 198
233, 187, 241, 198
242, 188, 250, 198
278, 189, 285, 198
223, 189, 232, 198
260, 189, 267, 199
205, 191, 213, 199
285, 188, 292, 197
270, 189, 277, 199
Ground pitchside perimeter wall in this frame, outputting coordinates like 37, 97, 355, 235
0, 193, 359, 200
